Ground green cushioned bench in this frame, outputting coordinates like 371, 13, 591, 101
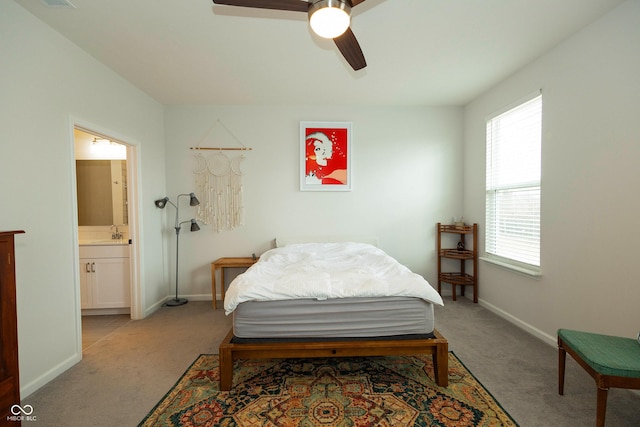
558, 328, 640, 427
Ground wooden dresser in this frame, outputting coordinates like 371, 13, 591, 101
0, 230, 24, 425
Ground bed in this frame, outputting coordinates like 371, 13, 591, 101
219, 240, 449, 390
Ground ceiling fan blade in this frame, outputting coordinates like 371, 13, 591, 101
349, 0, 367, 6
212, 0, 309, 12
333, 27, 366, 70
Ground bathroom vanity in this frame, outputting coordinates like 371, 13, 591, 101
79, 242, 130, 313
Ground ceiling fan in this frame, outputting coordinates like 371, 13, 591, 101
211, 0, 368, 70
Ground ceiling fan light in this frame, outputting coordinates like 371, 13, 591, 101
309, 0, 351, 39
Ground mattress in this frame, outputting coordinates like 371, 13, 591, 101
232, 296, 435, 339
224, 242, 444, 315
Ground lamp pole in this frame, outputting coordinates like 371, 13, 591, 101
154, 193, 200, 307
168, 217, 186, 306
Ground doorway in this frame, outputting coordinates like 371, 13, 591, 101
72, 124, 141, 353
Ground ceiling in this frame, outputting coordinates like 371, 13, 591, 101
15, 0, 624, 106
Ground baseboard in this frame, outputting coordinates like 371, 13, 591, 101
21, 352, 81, 399
144, 298, 166, 317
141, 293, 215, 319
82, 307, 130, 316
478, 298, 557, 347
183, 294, 213, 302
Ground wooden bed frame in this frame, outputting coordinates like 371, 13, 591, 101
218, 328, 449, 390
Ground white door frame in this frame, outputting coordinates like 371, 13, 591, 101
69, 118, 144, 355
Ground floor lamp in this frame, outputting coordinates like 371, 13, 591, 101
154, 193, 201, 306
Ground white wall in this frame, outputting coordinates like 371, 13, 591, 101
163, 105, 463, 300
1, 2, 167, 397
463, 0, 640, 343
10, 0, 633, 400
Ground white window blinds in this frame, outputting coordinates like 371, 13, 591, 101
486, 94, 542, 267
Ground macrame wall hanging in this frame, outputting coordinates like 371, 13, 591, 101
190, 120, 251, 233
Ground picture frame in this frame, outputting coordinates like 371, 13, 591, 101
300, 121, 352, 191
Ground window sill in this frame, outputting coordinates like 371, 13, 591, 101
480, 256, 542, 278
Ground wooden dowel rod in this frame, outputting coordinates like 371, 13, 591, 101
189, 147, 252, 151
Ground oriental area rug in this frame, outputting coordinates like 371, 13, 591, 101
139, 353, 518, 427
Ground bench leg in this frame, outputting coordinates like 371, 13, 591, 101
596, 387, 608, 427
558, 343, 566, 395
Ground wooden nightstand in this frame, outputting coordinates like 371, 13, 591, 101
211, 257, 258, 309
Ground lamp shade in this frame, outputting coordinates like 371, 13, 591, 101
189, 193, 200, 206
154, 197, 169, 209
309, 0, 351, 39
190, 219, 200, 232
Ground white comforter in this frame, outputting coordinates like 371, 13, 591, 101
224, 242, 444, 315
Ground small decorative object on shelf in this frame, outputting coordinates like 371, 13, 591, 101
437, 223, 478, 303
453, 216, 464, 229
453, 216, 465, 229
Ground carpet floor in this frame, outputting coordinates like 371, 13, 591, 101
139, 353, 518, 426
22, 298, 640, 426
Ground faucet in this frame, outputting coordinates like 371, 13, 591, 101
111, 225, 123, 240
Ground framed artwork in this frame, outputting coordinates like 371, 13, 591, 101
300, 121, 352, 191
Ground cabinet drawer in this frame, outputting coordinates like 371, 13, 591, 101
79, 244, 129, 259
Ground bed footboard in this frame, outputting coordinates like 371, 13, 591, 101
218, 328, 449, 391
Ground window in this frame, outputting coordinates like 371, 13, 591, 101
485, 93, 542, 271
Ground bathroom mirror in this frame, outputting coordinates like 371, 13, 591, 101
76, 160, 128, 226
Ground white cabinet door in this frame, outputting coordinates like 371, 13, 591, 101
92, 257, 130, 308
79, 260, 93, 309
79, 255, 130, 309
